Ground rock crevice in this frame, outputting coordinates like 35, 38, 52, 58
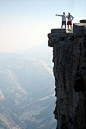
48, 20, 86, 129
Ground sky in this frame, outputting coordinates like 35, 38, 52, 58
0, 0, 86, 52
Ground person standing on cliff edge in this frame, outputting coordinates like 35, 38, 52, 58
66, 13, 74, 30
55, 12, 66, 29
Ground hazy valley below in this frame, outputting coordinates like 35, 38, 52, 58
0, 43, 56, 129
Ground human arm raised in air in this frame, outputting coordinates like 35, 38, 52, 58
55, 14, 62, 16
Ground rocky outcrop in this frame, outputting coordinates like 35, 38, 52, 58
48, 20, 86, 129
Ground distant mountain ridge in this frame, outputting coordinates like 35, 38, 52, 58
0, 52, 56, 129
19, 41, 53, 66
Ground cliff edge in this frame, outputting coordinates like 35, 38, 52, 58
48, 20, 86, 129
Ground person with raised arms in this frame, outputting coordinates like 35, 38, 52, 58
56, 12, 66, 29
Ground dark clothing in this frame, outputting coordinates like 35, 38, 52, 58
62, 21, 66, 25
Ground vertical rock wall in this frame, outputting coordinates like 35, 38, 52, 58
48, 22, 86, 129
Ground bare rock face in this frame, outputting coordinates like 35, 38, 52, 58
80, 19, 86, 23
48, 21, 86, 129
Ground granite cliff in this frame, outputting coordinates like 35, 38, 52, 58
48, 20, 86, 129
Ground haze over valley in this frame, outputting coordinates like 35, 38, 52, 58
0, 43, 56, 129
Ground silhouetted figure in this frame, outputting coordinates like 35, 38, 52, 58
66, 13, 74, 30
56, 12, 66, 29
